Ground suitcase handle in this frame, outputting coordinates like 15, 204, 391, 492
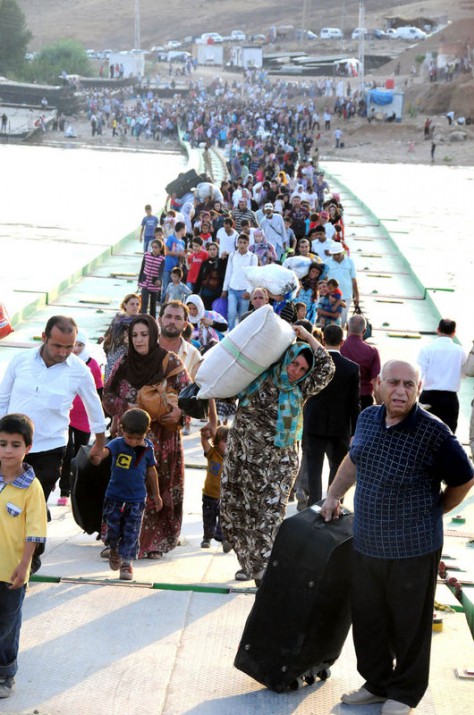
310, 504, 351, 519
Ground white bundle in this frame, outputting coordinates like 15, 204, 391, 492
243, 264, 299, 297
195, 182, 224, 202
282, 256, 313, 279
195, 305, 295, 399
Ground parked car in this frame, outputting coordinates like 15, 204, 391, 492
167, 51, 191, 63
372, 29, 390, 39
295, 29, 318, 40
230, 30, 246, 42
320, 27, 343, 40
351, 28, 368, 40
165, 40, 182, 49
393, 26, 427, 40
85, 49, 97, 58
200, 32, 224, 44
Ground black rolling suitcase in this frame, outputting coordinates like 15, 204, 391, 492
70, 446, 111, 535
234, 504, 354, 692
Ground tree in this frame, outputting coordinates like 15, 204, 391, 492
21, 40, 93, 85
0, 0, 32, 75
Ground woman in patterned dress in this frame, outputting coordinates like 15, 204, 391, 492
219, 324, 335, 584
103, 314, 190, 559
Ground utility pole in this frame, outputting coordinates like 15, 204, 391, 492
302, 0, 310, 32
358, 0, 365, 93
134, 0, 141, 49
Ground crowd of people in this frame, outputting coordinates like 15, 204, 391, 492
0, 118, 473, 712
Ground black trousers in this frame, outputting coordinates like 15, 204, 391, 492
352, 548, 441, 708
305, 435, 349, 506
27, 447, 66, 506
140, 288, 159, 319
202, 495, 223, 541
419, 389, 459, 433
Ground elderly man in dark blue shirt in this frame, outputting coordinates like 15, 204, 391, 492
322, 359, 474, 715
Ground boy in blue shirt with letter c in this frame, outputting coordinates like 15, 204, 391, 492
99, 408, 161, 581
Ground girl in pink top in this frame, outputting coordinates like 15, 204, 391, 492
57, 329, 104, 505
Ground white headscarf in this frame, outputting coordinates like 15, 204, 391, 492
185, 295, 205, 324
75, 328, 92, 363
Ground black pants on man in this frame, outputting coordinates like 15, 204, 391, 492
419, 389, 459, 433
351, 548, 440, 708
305, 436, 349, 506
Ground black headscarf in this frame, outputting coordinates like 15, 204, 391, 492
109, 314, 169, 391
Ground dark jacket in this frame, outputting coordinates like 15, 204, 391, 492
303, 350, 360, 437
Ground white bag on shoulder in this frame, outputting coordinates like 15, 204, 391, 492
195, 305, 295, 398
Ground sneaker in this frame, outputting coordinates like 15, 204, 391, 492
57, 496, 69, 506
109, 549, 121, 571
120, 563, 133, 580
0, 676, 15, 699
341, 686, 386, 705
201, 539, 211, 548
235, 569, 251, 581
100, 547, 111, 559
222, 540, 233, 553
381, 700, 412, 714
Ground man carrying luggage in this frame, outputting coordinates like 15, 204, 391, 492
321, 359, 474, 715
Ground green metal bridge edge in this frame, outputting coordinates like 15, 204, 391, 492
321, 166, 451, 335
9, 229, 137, 330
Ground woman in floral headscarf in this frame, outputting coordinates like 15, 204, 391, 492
219, 324, 334, 585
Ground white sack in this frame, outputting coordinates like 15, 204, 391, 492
195, 305, 295, 399
243, 264, 299, 296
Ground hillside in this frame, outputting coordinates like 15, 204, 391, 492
19, 0, 472, 52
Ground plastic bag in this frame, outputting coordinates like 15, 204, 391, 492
178, 382, 209, 419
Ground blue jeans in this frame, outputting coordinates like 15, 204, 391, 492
227, 289, 249, 331
102, 498, 145, 561
161, 269, 172, 301
0, 582, 26, 678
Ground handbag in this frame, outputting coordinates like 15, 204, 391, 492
178, 382, 209, 420
353, 305, 372, 341
136, 353, 182, 431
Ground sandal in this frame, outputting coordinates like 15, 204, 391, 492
147, 552, 162, 560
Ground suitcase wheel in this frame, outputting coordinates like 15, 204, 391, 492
317, 668, 331, 681
289, 679, 300, 691
304, 674, 315, 686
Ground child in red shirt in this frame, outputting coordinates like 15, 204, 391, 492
186, 236, 209, 291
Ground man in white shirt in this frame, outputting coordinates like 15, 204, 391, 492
259, 203, 287, 260
0, 316, 106, 502
318, 210, 336, 241
222, 234, 258, 330
216, 217, 239, 258
158, 300, 203, 436
310, 225, 337, 261
0, 315, 106, 569
417, 318, 467, 432
158, 301, 203, 381
326, 247, 359, 327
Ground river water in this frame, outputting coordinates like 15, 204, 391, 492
0, 144, 472, 346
